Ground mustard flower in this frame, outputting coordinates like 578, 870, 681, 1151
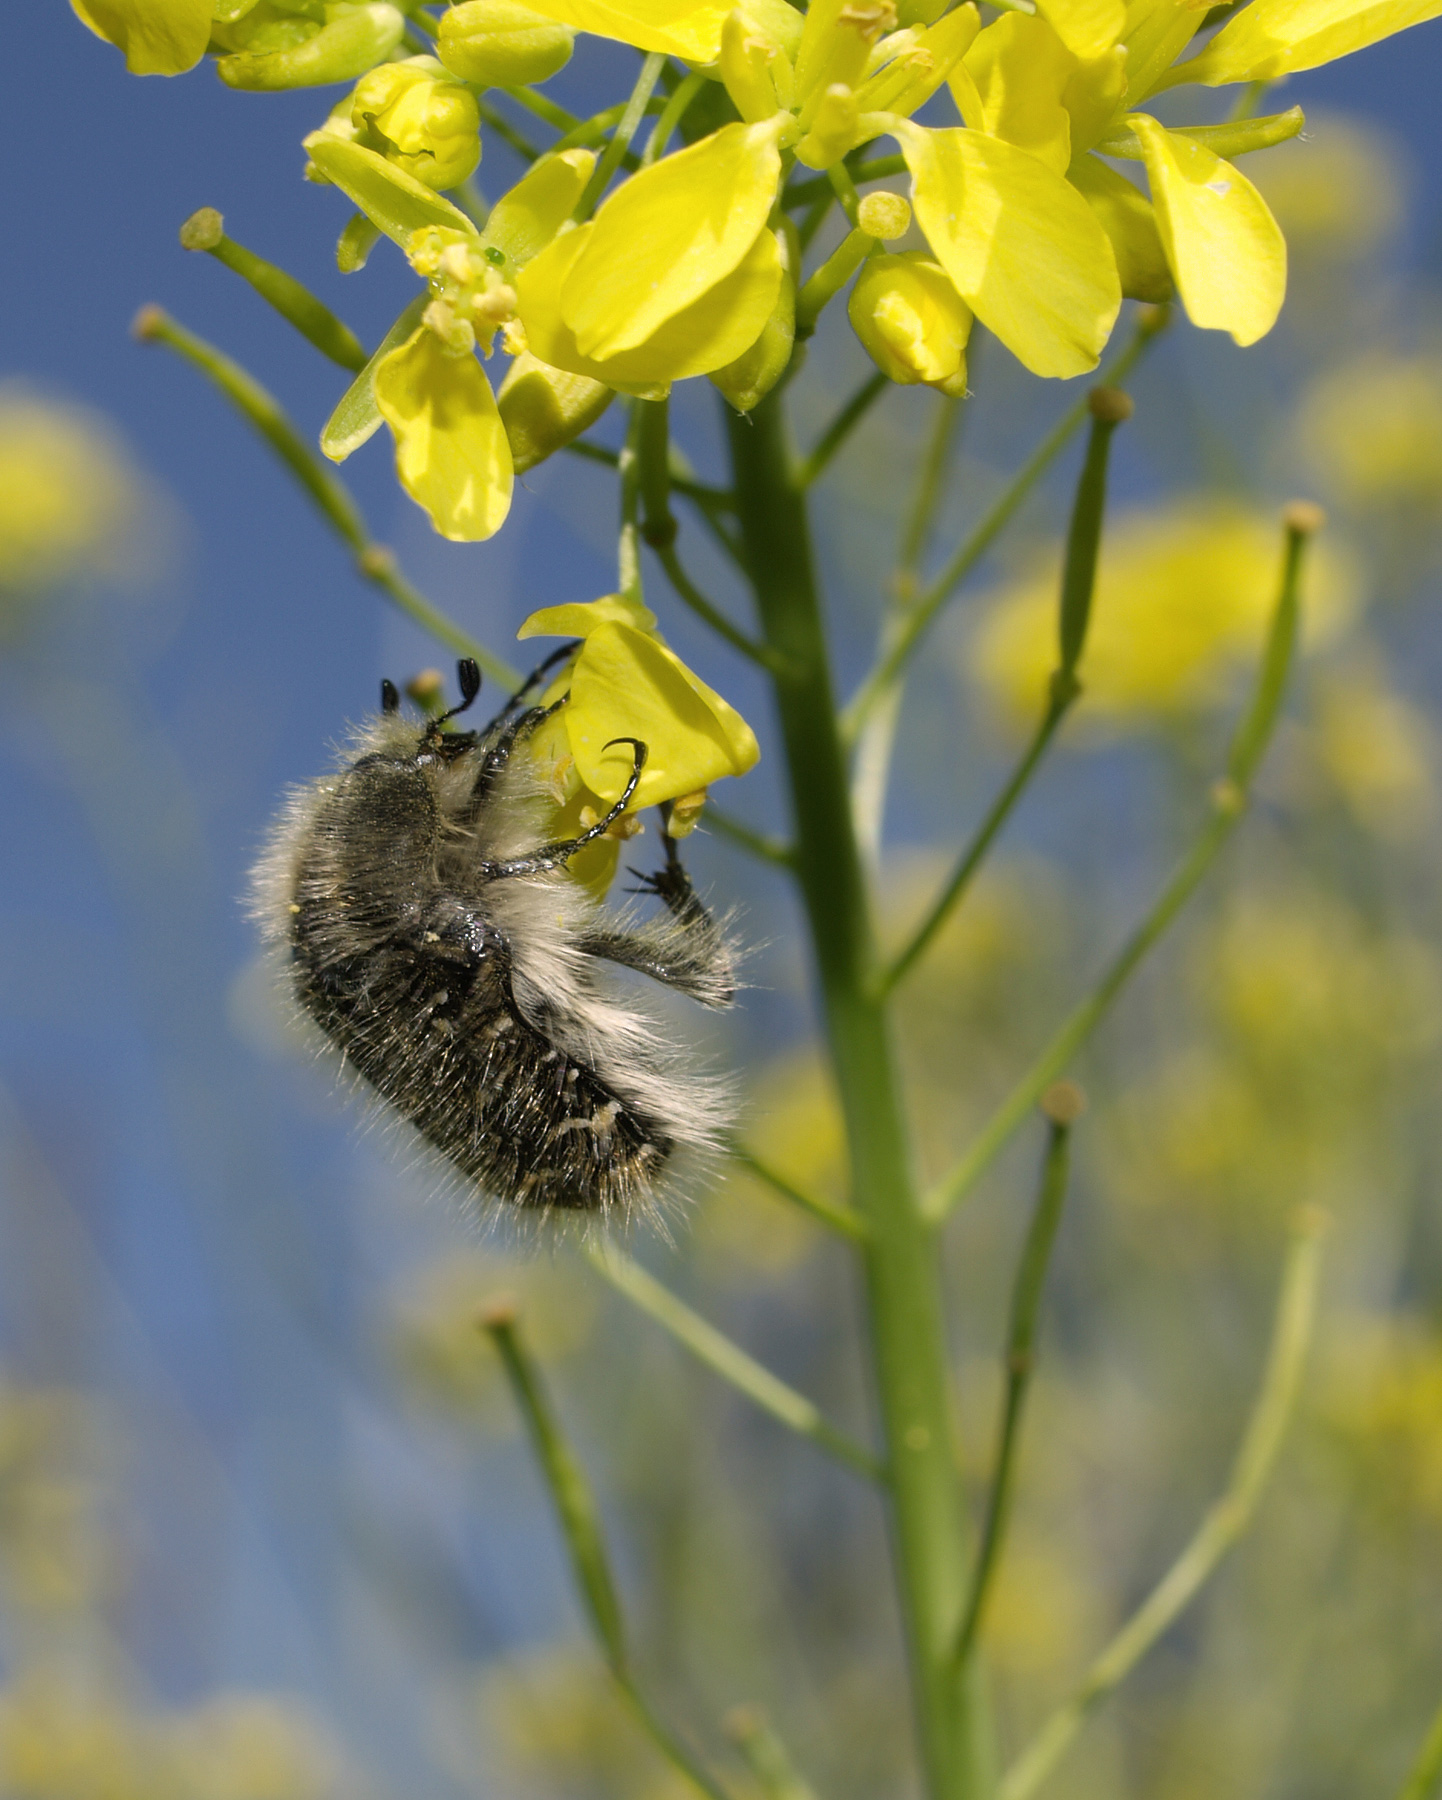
70, 0, 212, 74
516, 592, 761, 890
848, 252, 972, 392
309, 142, 598, 537
349, 57, 481, 191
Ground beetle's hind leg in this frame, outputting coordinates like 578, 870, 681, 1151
579, 824, 736, 1008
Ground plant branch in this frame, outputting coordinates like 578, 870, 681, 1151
795, 372, 889, 490
702, 805, 797, 870
922, 503, 1320, 1225
576, 52, 668, 218
843, 313, 1162, 745
725, 1707, 820, 1800
480, 1302, 736, 1800
953, 1094, 1078, 1670
505, 83, 580, 133
729, 1140, 865, 1238
179, 210, 367, 370
642, 68, 707, 165
586, 1246, 884, 1482
880, 391, 1130, 995
133, 306, 516, 684
999, 1208, 1327, 1800
475, 95, 542, 162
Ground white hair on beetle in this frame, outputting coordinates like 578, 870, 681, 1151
249, 655, 739, 1228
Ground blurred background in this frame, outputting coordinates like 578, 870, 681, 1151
4, 7, 1442, 1795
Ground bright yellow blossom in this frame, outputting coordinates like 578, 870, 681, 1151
516, 593, 760, 887
849, 252, 972, 391
70, 0, 211, 74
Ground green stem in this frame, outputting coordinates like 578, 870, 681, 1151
642, 68, 707, 166
794, 372, 889, 490
1396, 1697, 1442, 1800
585, 1246, 884, 1481
656, 544, 781, 670
842, 317, 1161, 745
180, 210, 367, 370
881, 395, 1129, 995
481, 1303, 735, 1800
999, 1210, 1326, 1800
576, 52, 667, 218
133, 306, 515, 684
728, 1140, 864, 1239
475, 95, 541, 162
619, 401, 645, 605
725, 390, 991, 1800
703, 805, 796, 870
726, 1707, 819, 1800
923, 504, 1318, 1225
505, 83, 580, 133
954, 1105, 1076, 1670
897, 387, 966, 588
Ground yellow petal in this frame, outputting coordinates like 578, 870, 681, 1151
1132, 113, 1285, 345
482, 149, 597, 272
70, 0, 211, 72
1035, 0, 1125, 56
898, 122, 1121, 378
561, 121, 784, 360
962, 13, 1076, 174
854, 4, 981, 115
1068, 154, 1172, 302
565, 623, 760, 808
1061, 45, 1128, 157
373, 328, 513, 541
504, 0, 730, 59
849, 252, 972, 386
519, 593, 659, 637
521, 221, 785, 386
1177, 0, 1442, 86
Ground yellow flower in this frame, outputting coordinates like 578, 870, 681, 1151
1297, 351, 1442, 519
1169, 0, 1442, 86
310, 144, 597, 537
848, 251, 972, 391
517, 593, 760, 890
69, 0, 211, 74
969, 499, 1361, 730
373, 326, 512, 541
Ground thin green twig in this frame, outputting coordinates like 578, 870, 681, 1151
999, 1210, 1327, 1800
656, 543, 779, 670
923, 503, 1319, 1225
1396, 1697, 1442, 1800
843, 313, 1162, 745
576, 53, 667, 218
729, 1140, 864, 1238
954, 1101, 1076, 1670
703, 805, 797, 870
880, 392, 1130, 996
642, 68, 707, 166
480, 1303, 737, 1800
794, 372, 889, 489
475, 95, 542, 163
133, 306, 515, 684
586, 1246, 884, 1482
725, 1708, 820, 1800
180, 210, 367, 370
505, 83, 580, 134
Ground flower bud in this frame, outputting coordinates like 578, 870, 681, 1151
710, 228, 795, 413
437, 0, 574, 88
352, 56, 480, 190
497, 350, 614, 473
848, 250, 972, 389
217, 2, 405, 90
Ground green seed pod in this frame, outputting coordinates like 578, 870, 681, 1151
216, 2, 404, 91
437, 0, 574, 90
498, 351, 613, 473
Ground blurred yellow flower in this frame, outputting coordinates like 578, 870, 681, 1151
0, 391, 144, 622
1309, 663, 1436, 838
0, 1676, 159, 1800
969, 500, 1361, 730
164, 1694, 338, 1800
1297, 351, 1442, 518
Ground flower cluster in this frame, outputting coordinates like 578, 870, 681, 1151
75, 0, 1442, 543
